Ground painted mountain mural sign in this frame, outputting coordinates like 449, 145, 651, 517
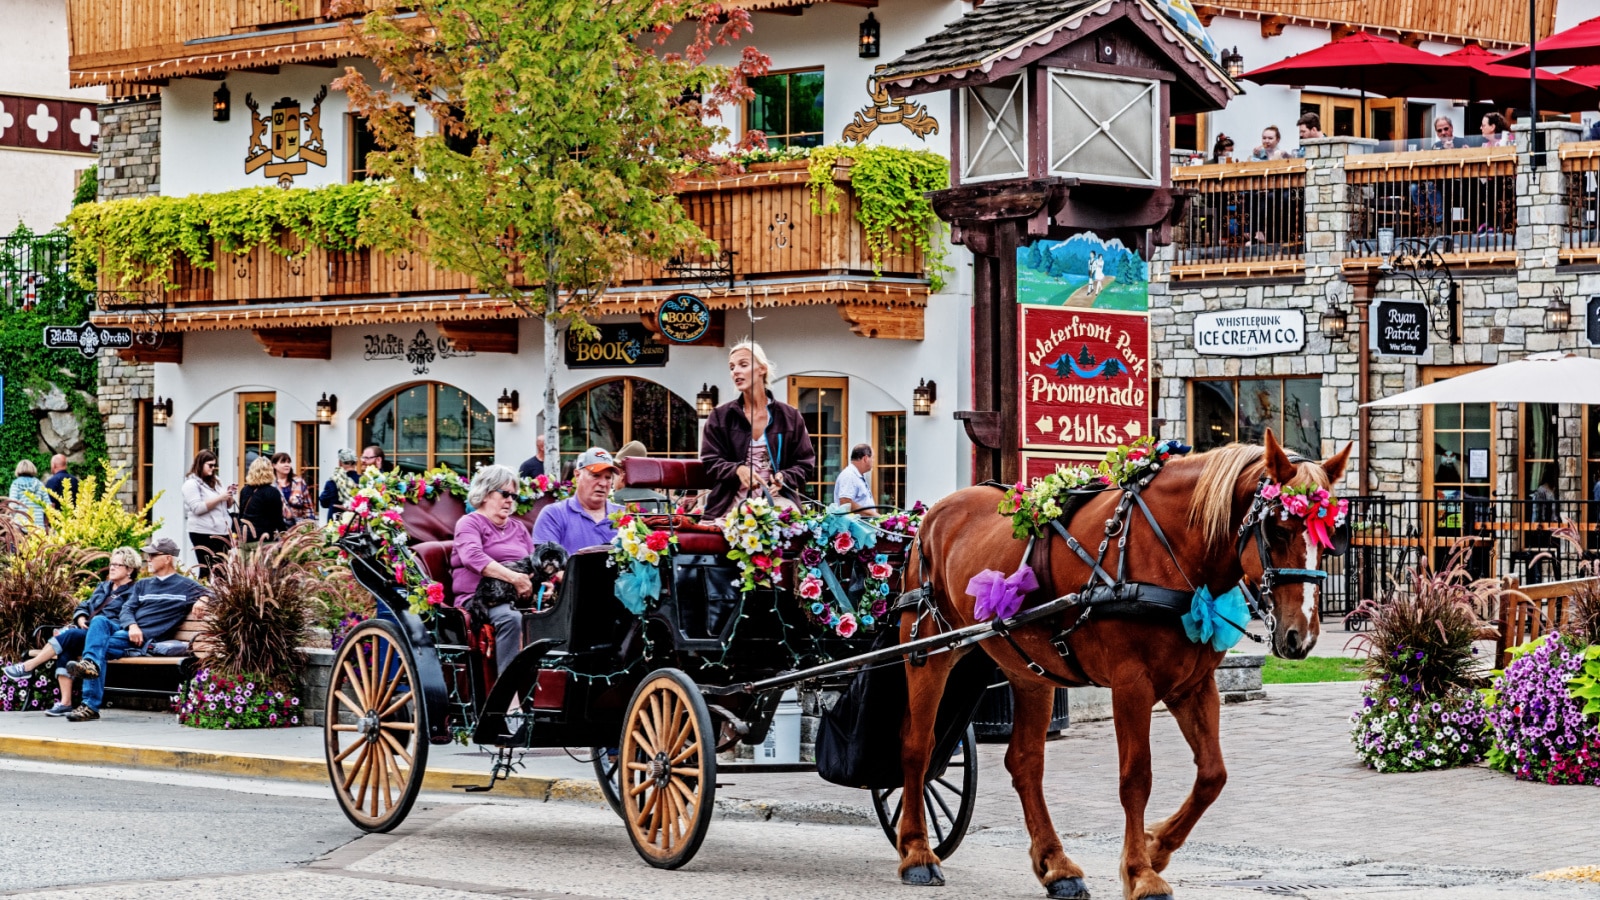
1020, 307, 1149, 452
1016, 233, 1148, 311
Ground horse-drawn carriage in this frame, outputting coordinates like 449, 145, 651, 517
326, 457, 983, 869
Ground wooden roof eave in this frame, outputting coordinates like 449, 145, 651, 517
885, 0, 1236, 114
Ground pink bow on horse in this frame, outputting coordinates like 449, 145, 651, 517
967, 564, 1039, 621
1303, 497, 1348, 550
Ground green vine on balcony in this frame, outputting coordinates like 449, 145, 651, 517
806, 145, 950, 292
65, 182, 391, 290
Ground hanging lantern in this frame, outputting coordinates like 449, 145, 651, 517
859, 12, 881, 59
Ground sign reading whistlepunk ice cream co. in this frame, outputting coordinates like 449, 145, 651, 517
1192, 309, 1305, 357
1019, 307, 1149, 452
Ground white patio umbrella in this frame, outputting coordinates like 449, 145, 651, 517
1363, 352, 1600, 407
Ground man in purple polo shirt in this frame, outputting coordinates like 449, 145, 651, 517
533, 447, 624, 553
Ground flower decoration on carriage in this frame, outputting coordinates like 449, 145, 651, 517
1268, 482, 1350, 551
395, 466, 570, 515
871, 501, 926, 545
1001, 438, 1190, 539
721, 497, 807, 594
796, 506, 891, 636
608, 511, 677, 615
326, 469, 441, 618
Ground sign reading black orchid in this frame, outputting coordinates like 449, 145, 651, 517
43, 322, 134, 357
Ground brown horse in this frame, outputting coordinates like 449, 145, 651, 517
896, 433, 1350, 900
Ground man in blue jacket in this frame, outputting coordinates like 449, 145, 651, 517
65, 537, 210, 723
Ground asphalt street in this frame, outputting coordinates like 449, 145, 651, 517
0, 755, 1596, 900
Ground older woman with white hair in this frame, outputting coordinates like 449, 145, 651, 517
450, 464, 536, 673
3, 546, 141, 715
700, 339, 816, 518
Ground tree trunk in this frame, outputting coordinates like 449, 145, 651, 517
543, 311, 561, 481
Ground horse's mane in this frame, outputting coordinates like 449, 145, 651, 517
1183, 443, 1331, 548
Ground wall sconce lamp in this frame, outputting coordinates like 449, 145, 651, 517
497, 389, 520, 423
859, 11, 880, 59
151, 396, 174, 427
1321, 303, 1350, 339
212, 82, 231, 122
1543, 286, 1571, 333
912, 378, 937, 416
316, 392, 338, 424
696, 383, 719, 419
1221, 47, 1245, 80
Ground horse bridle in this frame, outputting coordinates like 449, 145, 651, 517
1234, 469, 1350, 636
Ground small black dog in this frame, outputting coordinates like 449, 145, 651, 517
466, 542, 568, 622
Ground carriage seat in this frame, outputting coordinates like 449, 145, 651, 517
621, 457, 711, 490
412, 540, 457, 607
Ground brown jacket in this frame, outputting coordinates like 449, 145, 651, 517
700, 392, 816, 518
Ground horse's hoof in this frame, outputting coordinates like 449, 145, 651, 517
1045, 876, 1090, 899
902, 864, 946, 887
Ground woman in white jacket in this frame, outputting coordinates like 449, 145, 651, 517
183, 450, 235, 577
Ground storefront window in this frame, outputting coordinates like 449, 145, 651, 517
360, 383, 495, 475
1430, 400, 1492, 500
747, 69, 825, 149
873, 412, 906, 510
1190, 378, 1321, 457
558, 379, 698, 476
790, 377, 848, 504
239, 392, 276, 477
1520, 403, 1560, 546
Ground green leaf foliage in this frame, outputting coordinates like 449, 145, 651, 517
807, 145, 951, 292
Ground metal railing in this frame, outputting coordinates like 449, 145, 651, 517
0, 231, 77, 310
1322, 497, 1600, 618
1345, 147, 1517, 262
1560, 142, 1600, 262
1172, 159, 1306, 278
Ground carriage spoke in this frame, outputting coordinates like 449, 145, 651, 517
380, 689, 415, 719
625, 760, 655, 772
627, 776, 653, 797
341, 742, 371, 792
341, 661, 367, 710
884, 790, 904, 828
355, 643, 374, 708
332, 734, 365, 764
630, 728, 657, 757
632, 786, 657, 829
924, 786, 949, 844
382, 720, 416, 732
371, 641, 398, 712
329, 723, 360, 732
379, 729, 414, 767
669, 739, 700, 766
333, 689, 365, 716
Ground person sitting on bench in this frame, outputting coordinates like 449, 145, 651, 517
3, 546, 141, 716
65, 537, 210, 723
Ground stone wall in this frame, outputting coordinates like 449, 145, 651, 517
94, 97, 159, 503
1152, 125, 1593, 502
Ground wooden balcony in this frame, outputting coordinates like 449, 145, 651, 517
91, 161, 932, 341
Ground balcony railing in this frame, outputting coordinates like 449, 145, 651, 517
94, 161, 927, 314
1560, 142, 1600, 264
1172, 159, 1306, 280
1344, 146, 1518, 270
0, 231, 78, 310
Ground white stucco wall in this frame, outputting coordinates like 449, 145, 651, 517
0, 0, 104, 230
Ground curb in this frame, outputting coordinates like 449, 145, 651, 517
0, 733, 606, 804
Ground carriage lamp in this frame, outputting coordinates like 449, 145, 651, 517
316, 392, 338, 424
212, 83, 230, 122
696, 383, 719, 419
151, 396, 173, 427
1320, 303, 1349, 339
496, 389, 520, 423
1543, 286, 1571, 333
1222, 47, 1245, 80
859, 11, 881, 59
912, 378, 937, 416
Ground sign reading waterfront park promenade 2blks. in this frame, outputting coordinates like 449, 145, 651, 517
1019, 307, 1150, 453
42, 321, 135, 358
1191, 309, 1305, 357
1371, 300, 1430, 357
564, 323, 668, 369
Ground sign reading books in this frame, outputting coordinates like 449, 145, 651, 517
1372, 300, 1430, 357
565, 323, 668, 369
42, 321, 134, 357
656, 294, 713, 344
1019, 307, 1149, 453
1192, 309, 1305, 357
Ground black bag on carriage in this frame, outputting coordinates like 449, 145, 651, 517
816, 628, 908, 789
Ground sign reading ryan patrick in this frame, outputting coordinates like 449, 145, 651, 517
1019, 307, 1149, 452
1192, 309, 1305, 357
1371, 300, 1429, 357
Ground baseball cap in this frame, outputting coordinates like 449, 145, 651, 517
143, 537, 181, 557
337, 448, 358, 464
574, 447, 620, 474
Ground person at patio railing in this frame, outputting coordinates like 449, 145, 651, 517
1431, 116, 1465, 150
8, 459, 46, 530
1481, 113, 1513, 148
2, 546, 141, 715
1530, 477, 1558, 524
1293, 113, 1322, 157
1251, 126, 1291, 161
1210, 133, 1235, 164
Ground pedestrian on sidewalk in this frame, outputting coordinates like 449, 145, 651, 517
271, 452, 315, 525
833, 444, 874, 512
7, 459, 47, 530
3, 546, 141, 715
182, 450, 235, 578
42, 454, 79, 511
518, 435, 547, 480
236, 457, 287, 543
66, 538, 209, 722
319, 449, 360, 521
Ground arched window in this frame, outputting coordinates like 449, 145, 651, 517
360, 382, 495, 475
559, 378, 698, 472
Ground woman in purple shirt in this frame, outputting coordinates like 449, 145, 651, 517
451, 465, 535, 673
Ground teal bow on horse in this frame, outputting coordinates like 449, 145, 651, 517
1181, 584, 1250, 651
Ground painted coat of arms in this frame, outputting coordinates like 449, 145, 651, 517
245, 86, 329, 187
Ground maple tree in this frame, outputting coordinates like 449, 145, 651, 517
334, 0, 767, 460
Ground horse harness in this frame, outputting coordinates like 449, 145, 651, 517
906, 455, 1346, 688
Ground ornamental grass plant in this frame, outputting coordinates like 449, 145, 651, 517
0, 531, 103, 712
199, 524, 331, 692
1347, 543, 1496, 771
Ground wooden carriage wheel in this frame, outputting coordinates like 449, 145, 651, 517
593, 746, 624, 819
618, 668, 716, 869
871, 723, 979, 860
324, 619, 429, 833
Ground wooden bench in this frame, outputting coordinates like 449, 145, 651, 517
103, 609, 212, 700
1495, 575, 1600, 668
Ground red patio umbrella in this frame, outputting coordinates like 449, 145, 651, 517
1242, 34, 1477, 132
1443, 45, 1599, 113
1495, 15, 1600, 68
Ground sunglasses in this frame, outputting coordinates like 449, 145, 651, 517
488, 489, 518, 500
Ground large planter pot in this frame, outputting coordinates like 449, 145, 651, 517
298, 648, 335, 728
1217, 652, 1266, 701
